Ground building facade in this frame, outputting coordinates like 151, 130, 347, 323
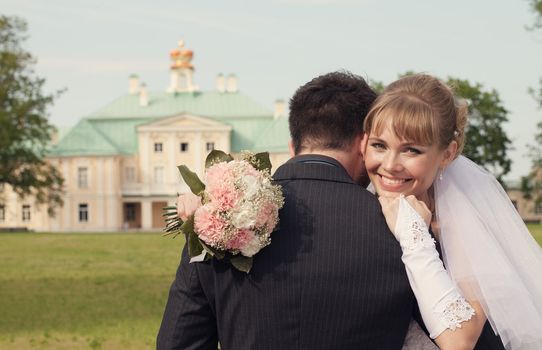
3, 41, 538, 231
506, 180, 542, 223
0, 41, 290, 232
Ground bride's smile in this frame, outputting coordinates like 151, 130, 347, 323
363, 123, 453, 201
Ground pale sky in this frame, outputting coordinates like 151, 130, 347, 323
2, 0, 541, 180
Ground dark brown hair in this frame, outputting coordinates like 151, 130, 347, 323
289, 71, 377, 154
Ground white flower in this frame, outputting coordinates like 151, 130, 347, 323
231, 202, 256, 229
241, 174, 259, 199
240, 233, 262, 257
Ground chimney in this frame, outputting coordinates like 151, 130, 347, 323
216, 73, 225, 93
226, 74, 238, 93
139, 83, 148, 107
274, 99, 286, 119
129, 74, 139, 94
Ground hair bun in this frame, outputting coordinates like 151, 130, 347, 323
454, 98, 468, 156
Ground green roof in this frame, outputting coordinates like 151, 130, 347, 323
253, 117, 290, 152
49, 90, 290, 157
50, 119, 120, 156
89, 91, 271, 119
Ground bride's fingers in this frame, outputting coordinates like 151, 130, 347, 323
405, 195, 431, 226
176, 196, 186, 220
378, 196, 401, 235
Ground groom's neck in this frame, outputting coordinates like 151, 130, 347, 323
296, 147, 364, 184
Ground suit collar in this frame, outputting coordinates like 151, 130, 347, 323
273, 154, 356, 185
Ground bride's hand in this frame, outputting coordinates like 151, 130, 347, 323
176, 192, 202, 220
378, 195, 431, 235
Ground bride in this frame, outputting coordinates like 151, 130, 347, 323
362, 74, 542, 350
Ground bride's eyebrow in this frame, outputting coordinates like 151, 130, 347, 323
402, 141, 427, 148
368, 137, 386, 143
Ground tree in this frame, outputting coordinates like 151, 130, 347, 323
368, 78, 385, 94
0, 15, 64, 216
527, 0, 542, 30
368, 74, 512, 182
520, 0, 542, 201
447, 78, 512, 182
520, 121, 542, 201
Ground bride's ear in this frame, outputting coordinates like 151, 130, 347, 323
440, 140, 458, 167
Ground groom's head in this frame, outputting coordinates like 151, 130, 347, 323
288, 71, 377, 184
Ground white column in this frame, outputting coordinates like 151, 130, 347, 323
168, 133, 176, 185
106, 158, 117, 230
141, 200, 152, 230
140, 133, 150, 194
195, 132, 203, 177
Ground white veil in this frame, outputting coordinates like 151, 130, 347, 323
435, 155, 542, 350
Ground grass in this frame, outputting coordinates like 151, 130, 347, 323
1, 226, 541, 350
527, 223, 542, 246
0, 232, 185, 350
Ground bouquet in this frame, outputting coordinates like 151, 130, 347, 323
164, 150, 284, 273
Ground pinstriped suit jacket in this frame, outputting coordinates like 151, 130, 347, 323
157, 154, 415, 350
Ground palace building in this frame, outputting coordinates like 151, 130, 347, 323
0, 41, 290, 232
2, 41, 539, 231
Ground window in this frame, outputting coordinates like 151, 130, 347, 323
206, 142, 215, 151
535, 202, 542, 215
180, 142, 189, 152
154, 166, 164, 184
125, 203, 136, 221
0, 205, 5, 221
125, 167, 135, 183
79, 204, 88, 222
22, 205, 31, 222
78, 167, 88, 188
154, 142, 163, 153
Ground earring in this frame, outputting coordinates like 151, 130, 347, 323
439, 169, 444, 181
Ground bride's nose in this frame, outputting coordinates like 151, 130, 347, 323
382, 152, 403, 173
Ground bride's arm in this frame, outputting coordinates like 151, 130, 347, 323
380, 195, 485, 350
435, 299, 486, 350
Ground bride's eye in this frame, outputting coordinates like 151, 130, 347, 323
370, 142, 386, 150
405, 147, 422, 155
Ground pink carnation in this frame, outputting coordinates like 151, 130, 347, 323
255, 202, 277, 228
239, 163, 261, 178
205, 163, 239, 211
194, 205, 228, 247
224, 228, 253, 251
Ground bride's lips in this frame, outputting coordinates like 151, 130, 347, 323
376, 174, 411, 192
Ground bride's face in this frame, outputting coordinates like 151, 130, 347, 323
363, 124, 454, 200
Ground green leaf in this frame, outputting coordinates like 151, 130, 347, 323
230, 255, 253, 273
205, 150, 233, 168
187, 231, 204, 257
178, 165, 205, 195
254, 152, 272, 172
162, 210, 179, 217
181, 216, 203, 257
199, 240, 226, 260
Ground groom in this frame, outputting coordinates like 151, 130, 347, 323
157, 71, 415, 349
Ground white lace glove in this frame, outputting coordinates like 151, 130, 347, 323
394, 196, 475, 339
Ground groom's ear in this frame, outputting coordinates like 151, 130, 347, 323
288, 140, 295, 157
360, 133, 369, 159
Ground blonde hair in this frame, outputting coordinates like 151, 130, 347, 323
364, 74, 468, 155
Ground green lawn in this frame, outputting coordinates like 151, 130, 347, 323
527, 224, 542, 246
0, 232, 185, 350
1, 227, 541, 350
